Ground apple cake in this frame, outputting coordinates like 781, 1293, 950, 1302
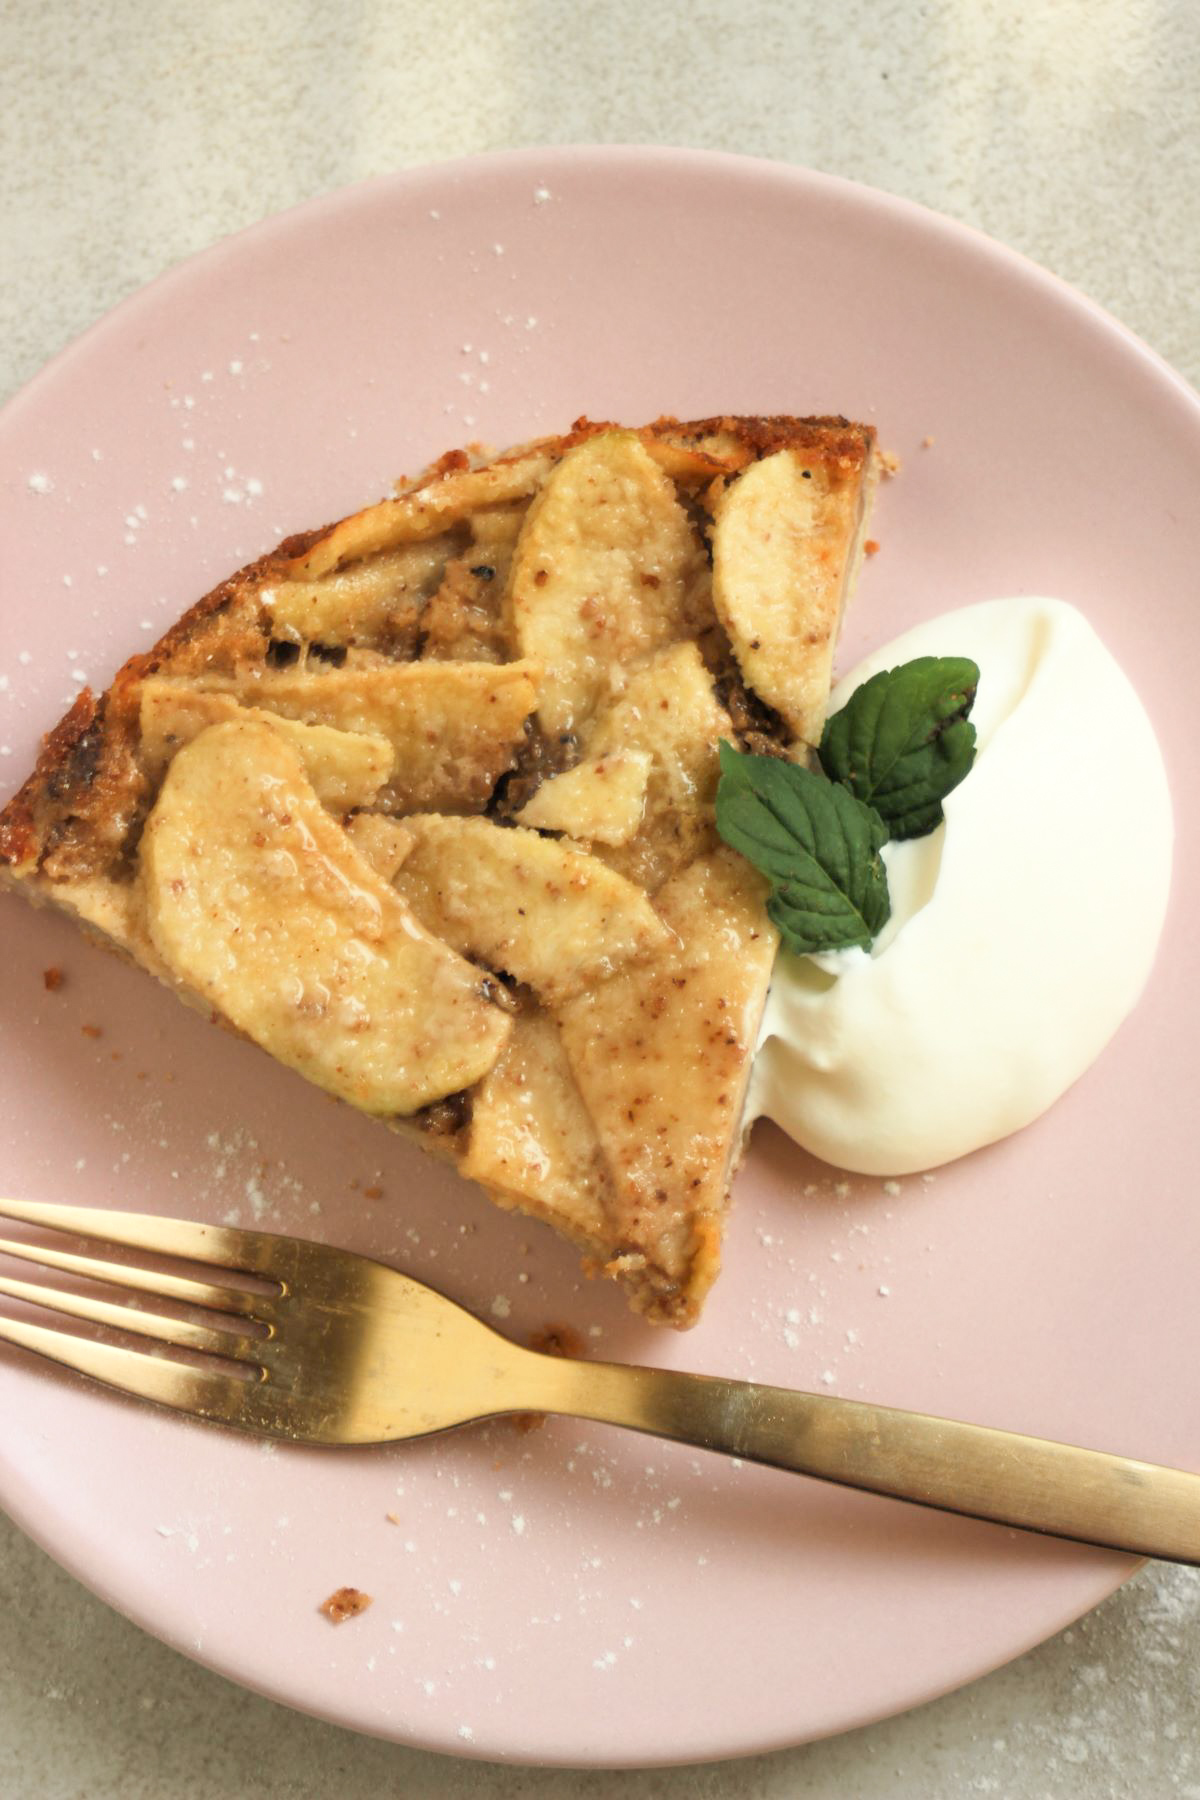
0, 415, 879, 1326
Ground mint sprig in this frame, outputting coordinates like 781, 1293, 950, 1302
715, 655, 981, 956
715, 742, 890, 954
818, 655, 979, 840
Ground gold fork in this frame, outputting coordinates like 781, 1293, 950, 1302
1, 1195, 1198, 1562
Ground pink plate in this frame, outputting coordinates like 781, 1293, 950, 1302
1, 148, 1198, 1767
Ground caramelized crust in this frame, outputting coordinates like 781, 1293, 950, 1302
0, 533, 300, 878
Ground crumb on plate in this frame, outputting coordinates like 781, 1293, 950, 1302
513, 1322, 588, 1433
319, 1585, 373, 1624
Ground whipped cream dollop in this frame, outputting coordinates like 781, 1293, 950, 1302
748, 597, 1173, 1175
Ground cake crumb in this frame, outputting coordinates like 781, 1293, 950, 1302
363, 1185, 383, 1200
513, 1322, 587, 1432
319, 1586, 373, 1624
42, 967, 64, 992
529, 1322, 585, 1359
81, 1023, 103, 1039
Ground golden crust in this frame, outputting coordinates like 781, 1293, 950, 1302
0, 534, 300, 879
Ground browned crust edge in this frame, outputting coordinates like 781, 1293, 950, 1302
0, 525, 328, 874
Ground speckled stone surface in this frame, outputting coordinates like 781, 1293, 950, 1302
2, 2, 1198, 1794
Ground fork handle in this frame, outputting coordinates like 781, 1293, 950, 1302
521, 1353, 1200, 1563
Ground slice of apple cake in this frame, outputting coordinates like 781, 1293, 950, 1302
0, 415, 878, 1326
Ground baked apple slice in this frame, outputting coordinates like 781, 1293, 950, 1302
462, 1011, 614, 1249
179, 659, 541, 812
557, 847, 778, 1325
711, 430, 877, 747
141, 719, 511, 1114
391, 815, 670, 1004
508, 430, 709, 736
582, 642, 735, 892
513, 749, 652, 845
137, 678, 395, 811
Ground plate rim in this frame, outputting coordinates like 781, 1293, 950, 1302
4, 144, 1197, 429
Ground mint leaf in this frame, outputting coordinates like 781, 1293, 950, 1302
819, 656, 979, 840
716, 741, 890, 955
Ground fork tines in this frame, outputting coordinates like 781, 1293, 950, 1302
0, 1197, 276, 1428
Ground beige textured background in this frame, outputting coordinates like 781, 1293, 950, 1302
3, 3, 1199, 1794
